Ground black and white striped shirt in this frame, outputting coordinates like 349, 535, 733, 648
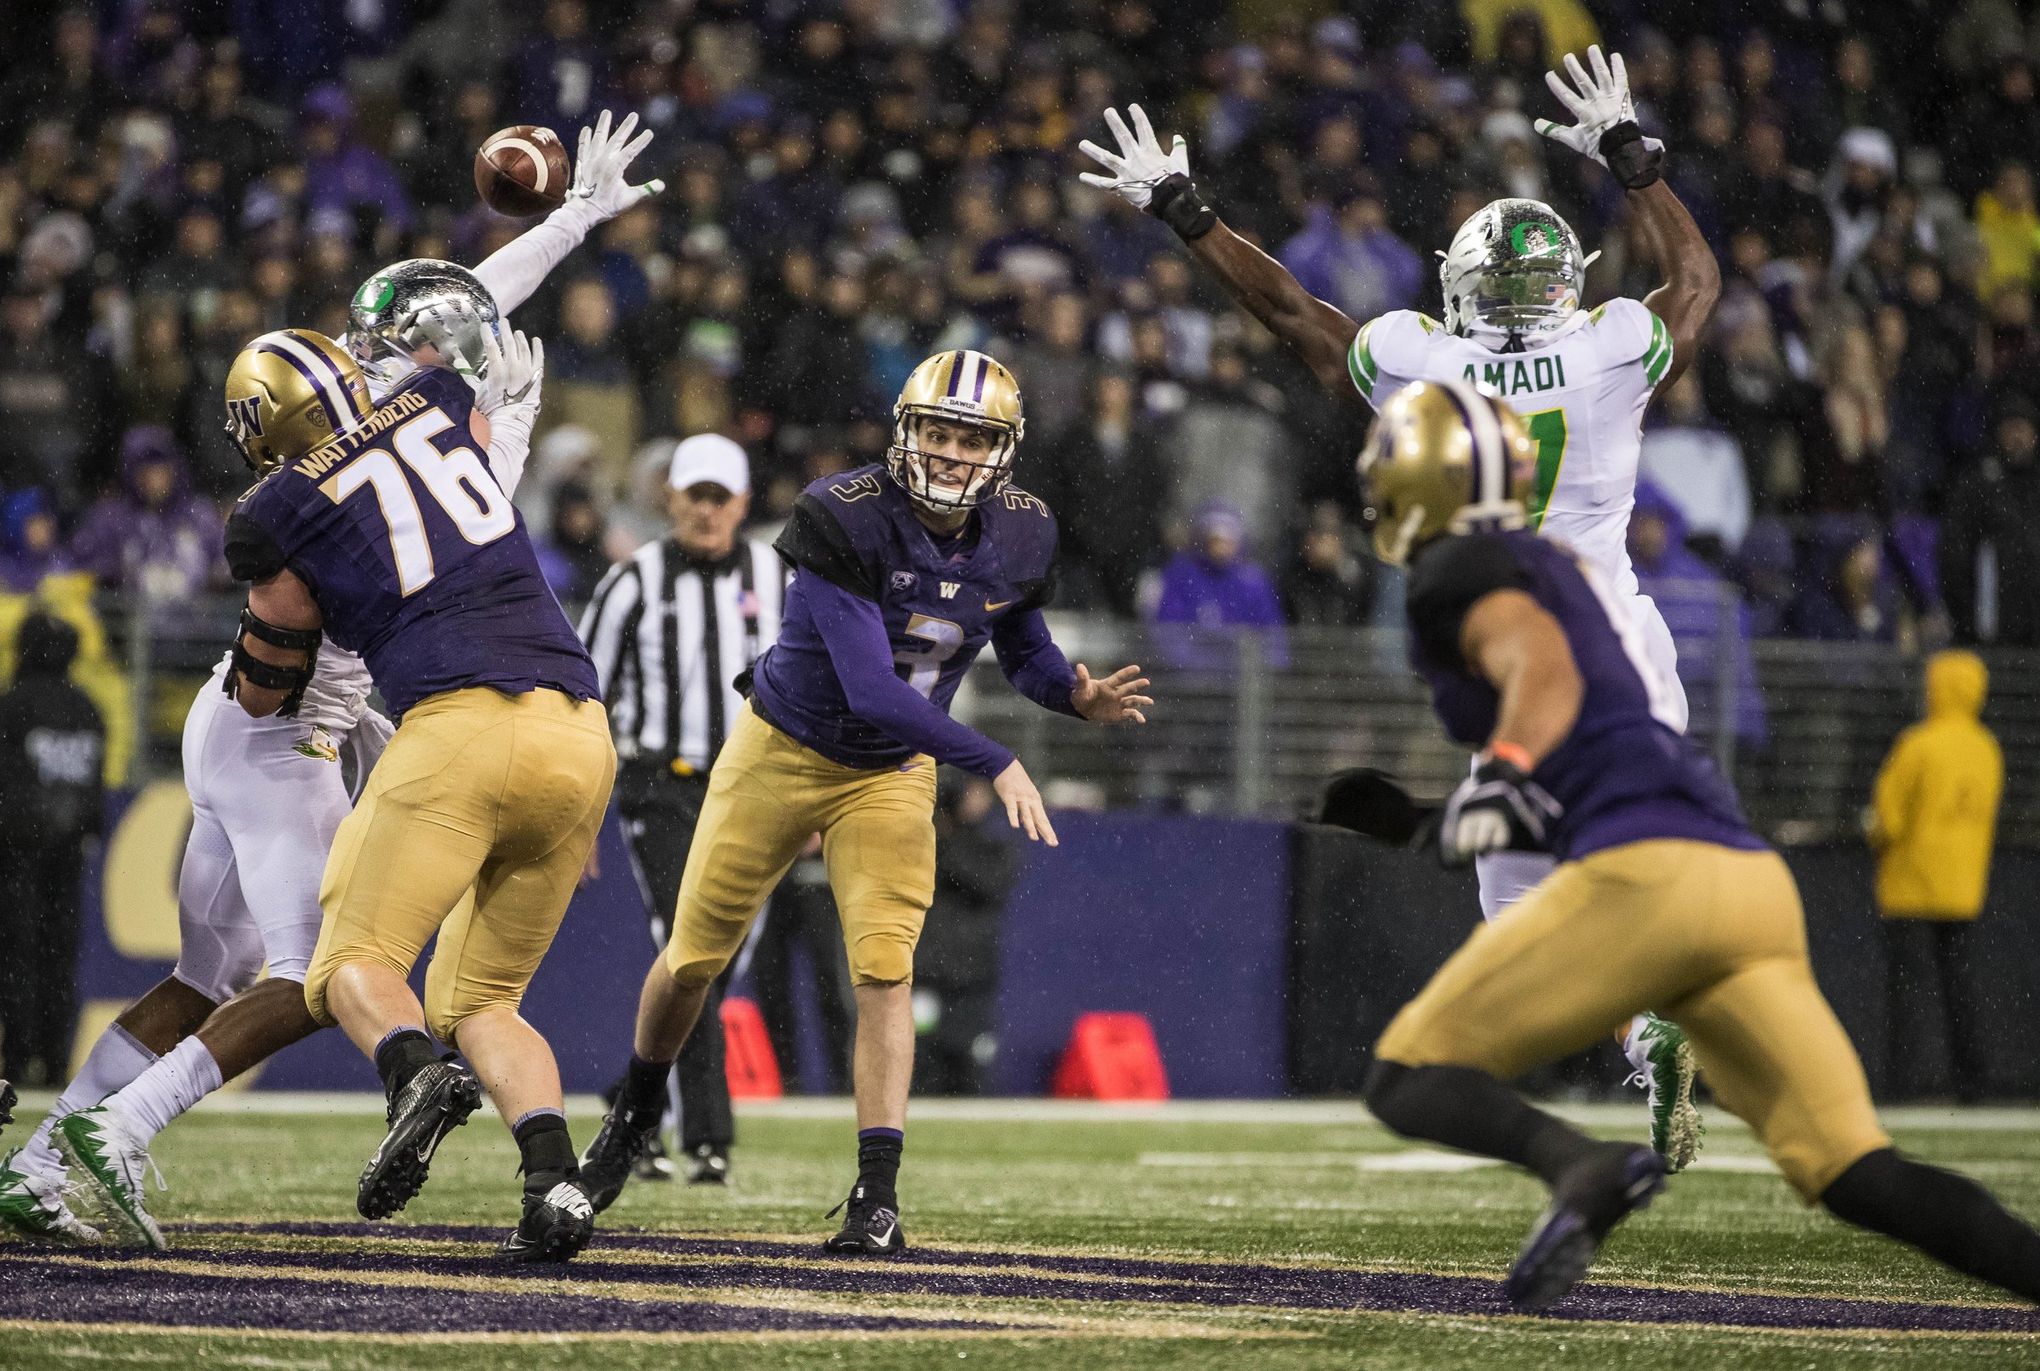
578, 538, 786, 771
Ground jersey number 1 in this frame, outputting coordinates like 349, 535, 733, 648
1522, 407, 1568, 530
320, 409, 515, 595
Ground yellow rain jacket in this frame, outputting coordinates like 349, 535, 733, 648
1871, 651, 2002, 920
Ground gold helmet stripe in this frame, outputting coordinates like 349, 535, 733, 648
257, 331, 369, 428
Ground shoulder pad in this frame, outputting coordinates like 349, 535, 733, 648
1406, 533, 1533, 672
224, 510, 288, 584
402, 364, 477, 417
775, 492, 880, 599
1590, 298, 1673, 385
1349, 311, 1439, 406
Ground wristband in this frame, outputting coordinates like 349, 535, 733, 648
1483, 741, 1535, 773
1147, 173, 1218, 241
1598, 120, 1663, 190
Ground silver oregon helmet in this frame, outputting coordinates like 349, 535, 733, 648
346, 258, 500, 393
1439, 198, 1593, 340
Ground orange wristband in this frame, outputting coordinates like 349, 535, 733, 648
1484, 741, 1535, 772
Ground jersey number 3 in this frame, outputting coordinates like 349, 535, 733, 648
319, 409, 515, 595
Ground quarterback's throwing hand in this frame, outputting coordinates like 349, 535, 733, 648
1072, 662, 1151, 725
569, 108, 664, 219
1078, 105, 1188, 210
994, 759, 1059, 847
1437, 753, 1562, 866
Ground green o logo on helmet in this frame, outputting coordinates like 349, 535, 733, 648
353, 275, 396, 315
1509, 221, 1563, 257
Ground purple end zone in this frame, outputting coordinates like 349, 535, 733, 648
8, 1224, 2037, 1337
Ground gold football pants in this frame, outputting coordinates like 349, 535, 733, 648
664, 701, 937, 988
305, 687, 616, 1045
1376, 840, 1890, 1200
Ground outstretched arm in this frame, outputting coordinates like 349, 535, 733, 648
1628, 182, 1719, 393
1535, 46, 1719, 393
1080, 105, 1359, 395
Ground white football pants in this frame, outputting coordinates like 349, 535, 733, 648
170, 680, 363, 999
1474, 591, 1689, 920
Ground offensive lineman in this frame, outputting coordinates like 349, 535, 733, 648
1080, 48, 1717, 1167
3, 112, 661, 1248
579, 350, 1152, 1254
1353, 378, 2040, 1312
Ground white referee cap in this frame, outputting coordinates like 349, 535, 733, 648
667, 433, 750, 494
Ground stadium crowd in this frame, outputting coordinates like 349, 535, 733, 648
1, 0, 2038, 650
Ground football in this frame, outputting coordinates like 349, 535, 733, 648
474, 124, 571, 216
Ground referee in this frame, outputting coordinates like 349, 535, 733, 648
579, 434, 784, 1184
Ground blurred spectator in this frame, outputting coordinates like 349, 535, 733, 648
533, 480, 611, 603
0, 612, 104, 1087
541, 277, 641, 494
0, 490, 71, 592
1278, 177, 1425, 327
66, 427, 225, 595
1638, 371, 1752, 557
1628, 482, 1767, 750
1790, 524, 1898, 642
1974, 161, 2040, 299
912, 773, 1016, 1097
1282, 502, 1371, 628
1869, 650, 2002, 1101
1030, 369, 1168, 618
298, 84, 414, 250
1001, 291, 1092, 449
1941, 400, 2040, 646
0, 285, 114, 505
1804, 325, 1889, 514
1153, 504, 1287, 642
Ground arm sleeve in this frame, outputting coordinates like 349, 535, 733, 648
577, 558, 643, 695
484, 402, 537, 497
806, 576, 1016, 778
1406, 536, 1532, 671
223, 510, 287, 583
774, 493, 880, 599
992, 608, 1081, 717
472, 199, 606, 317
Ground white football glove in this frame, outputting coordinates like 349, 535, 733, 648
1436, 757, 1563, 867
475, 327, 543, 416
1078, 104, 1190, 210
566, 108, 664, 220
1534, 45, 1665, 183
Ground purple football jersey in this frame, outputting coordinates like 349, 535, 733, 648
227, 367, 597, 717
752, 465, 1060, 769
1406, 530, 1759, 861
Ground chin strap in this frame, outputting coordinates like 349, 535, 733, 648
224, 606, 321, 716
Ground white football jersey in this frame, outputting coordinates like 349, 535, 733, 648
1347, 299, 1673, 598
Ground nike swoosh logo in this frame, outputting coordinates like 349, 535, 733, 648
870, 1221, 897, 1247
984, 599, 1015, 612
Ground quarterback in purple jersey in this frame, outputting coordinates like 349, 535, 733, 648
581, 348, 1151, 1254
220, 331, 616, 1263
1347, 379, 2040, 1312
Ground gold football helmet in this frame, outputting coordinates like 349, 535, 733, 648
889, 349, 1025, 511
223, 329, 372, 472
1359, 378, 1535, 565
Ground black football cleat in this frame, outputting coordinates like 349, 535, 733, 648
1506, 1143, 1667, 1313
499, 1178, 596, 1262
634, 1133, 677, 1183
578, 1103, 662, 1214
357, 1060, 483, 1220
821, 1183, 906, 1257
683, 1143, 729, 1186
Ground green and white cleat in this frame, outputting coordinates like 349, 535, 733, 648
0, 1148, 101, 1244
1632, 1015, 1704, 1173
54, 1105, 165, 1250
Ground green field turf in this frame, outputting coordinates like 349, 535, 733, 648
4, 1096, 2038, 1369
